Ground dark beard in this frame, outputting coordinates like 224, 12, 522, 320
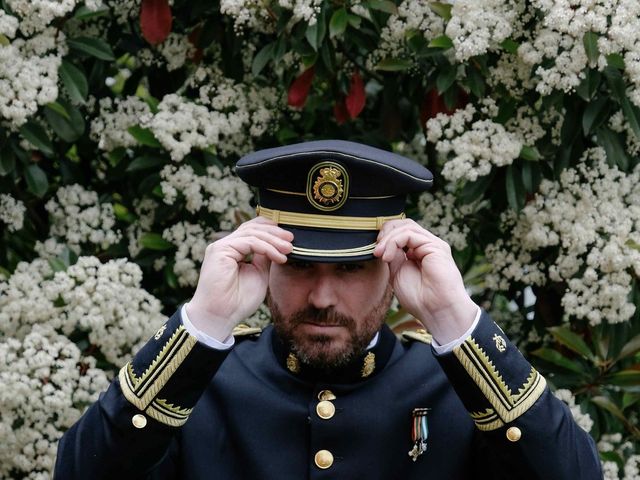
267, 285, 393, 373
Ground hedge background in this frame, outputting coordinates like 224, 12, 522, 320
0, 0, 639, 478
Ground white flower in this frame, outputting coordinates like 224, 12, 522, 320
45, 184, 122, 251
552, 389, 594, 433
162, 222, 215, 287
0, 193, 26, 232
91, 96, 153, 151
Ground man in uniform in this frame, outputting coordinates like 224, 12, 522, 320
55, 140, 602, 479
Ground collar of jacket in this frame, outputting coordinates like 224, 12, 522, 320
271, 323, 397, 384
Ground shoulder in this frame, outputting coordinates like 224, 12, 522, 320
399, 328, 433, 346
232, 324, 263, 339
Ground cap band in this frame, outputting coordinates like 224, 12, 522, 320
256, 206, 405, 231
292, 243, 377, 258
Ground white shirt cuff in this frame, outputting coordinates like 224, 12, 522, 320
431, 306, 482, 355
181, 303, 235, 350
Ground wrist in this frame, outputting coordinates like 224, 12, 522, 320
419, 298, 478, 345
185, 302, 235, 342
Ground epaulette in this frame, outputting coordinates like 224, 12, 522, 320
232, 324, 262, 339
400, 329, 432, 345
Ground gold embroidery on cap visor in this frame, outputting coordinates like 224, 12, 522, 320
307, 161, 349, 211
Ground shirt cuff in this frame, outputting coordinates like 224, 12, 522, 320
431, 306, 482, 355
181, 303, 235, 350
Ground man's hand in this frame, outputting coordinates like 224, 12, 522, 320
373, 219, 478, 345
186, 217, 293, 341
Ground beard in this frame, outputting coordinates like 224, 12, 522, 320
267, 285, 393, 373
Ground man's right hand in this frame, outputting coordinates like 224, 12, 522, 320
185, 217, 293, 342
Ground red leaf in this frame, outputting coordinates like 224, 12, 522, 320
419, 88, 469, 130
140, 0, 173, 46
287, 67, 315, 108
333, 98, 349, 125
345, 71, 365, 119
188, 26, 204, 64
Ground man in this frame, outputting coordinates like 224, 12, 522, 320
55, 140, 602, 479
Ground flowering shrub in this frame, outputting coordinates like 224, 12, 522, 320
0, 0, 638, 477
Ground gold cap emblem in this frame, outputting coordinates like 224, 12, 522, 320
307, 161, 349, 211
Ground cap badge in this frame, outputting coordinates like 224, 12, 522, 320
307, 161, 349, 211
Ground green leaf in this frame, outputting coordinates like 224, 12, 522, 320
618, 334, 640, 360
500, 38, 519, 54
436, 67, 456, 94
24, 164, 49, 198
604, 67, 640, 140
252, 42, 275, 77
0, 147, 16, 176
519, 145, 541, 161
59, 60, 89, 104
466, 66, 485, 98
606, 369, 640, 387
460, 173, 493, 204
531, 347, 585, 374
428, 2, 452, 20
347, 14, 362, 28
375, 57, 412, 71
576, 69, 601, 101
73, 5, 109, 20
582, 96, 610, 135
583, 31, 600, 65
305, 13, 326, 51
67, 37, 115, 61
139, 233, 174, 251
46, 101, 70, 120
48, 257, 67, 273
19, 122, 54, 156
596, 127, 630, 170
622, 392, 640, 410
44, 100, 85, 143
549, 326, 595, 361
113, 203, 136, 223
126, 155, 165, 172
428, 35, 453, 50
365, 0, 398, 15
329, 8, 348, 38
606, 53, 625, 69
592, 396, 626, 422
164, 263, 178, 289
127, 126, 162, 148
505, 164, 524, 211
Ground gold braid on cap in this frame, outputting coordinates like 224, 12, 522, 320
256, 206, 405, 231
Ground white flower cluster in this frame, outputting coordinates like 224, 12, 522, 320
162, 221, 214, 287
610, 110, 640, 156
486, 148, 640, 325
219, 0, 275, 33
126, 198, 158, 258
366, 1, 444, 70
91, 96, 153, 151
426, 102, 523, 183
417, 191, 480, 251
552, 389, 594, 433
598, 433, 639, 480
0, 255, 164, 365
6, 0, 77, 35
45, 184, 122, 252
0, 325, 110, 479
447, 0, 525, 62
137, 33, 195, 72
0, 193, 26, 232
160, 164, 253, 229
0, 25, 66, 128
147, 68, 280, 160
278, 0, 322, 26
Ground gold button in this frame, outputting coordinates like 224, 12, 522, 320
132, 414, 147, 429
316, 400, 336, 420
506, 426, 521, 442
318, 390, 336, 401
314, 450, 334, 469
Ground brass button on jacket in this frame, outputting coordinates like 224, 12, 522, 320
506, 426, 522, 442
317, 390, 336, 401
316, 400, 336, 419
314, 450, 334, 469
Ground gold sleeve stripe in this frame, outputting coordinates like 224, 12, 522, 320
143, 398, 193, 427
453, 337, 547, 429
119, 325, 197, 411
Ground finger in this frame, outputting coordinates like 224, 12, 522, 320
229, 228, 293, 253
375, 229, 434, 262
225, 237, 289, 264
387, 247, 406, 279
237, 221, 294, 241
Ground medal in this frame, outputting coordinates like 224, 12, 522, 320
408, 407, 430, 461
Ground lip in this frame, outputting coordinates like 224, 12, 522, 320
299, 322, 345, 332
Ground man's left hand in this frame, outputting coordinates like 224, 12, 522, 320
373, 219, 478, 344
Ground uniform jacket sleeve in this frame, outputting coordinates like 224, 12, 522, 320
434, 309, 603, 479
54, 308, 230, 480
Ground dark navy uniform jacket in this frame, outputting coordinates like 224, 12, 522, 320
55, 309, 602, 479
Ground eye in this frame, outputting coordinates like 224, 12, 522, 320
337, 262, 365, 273
287, 260, 312, 270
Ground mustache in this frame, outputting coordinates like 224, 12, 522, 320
290, 306, 354, 328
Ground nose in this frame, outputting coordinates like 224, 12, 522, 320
307, 274, 338, 309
